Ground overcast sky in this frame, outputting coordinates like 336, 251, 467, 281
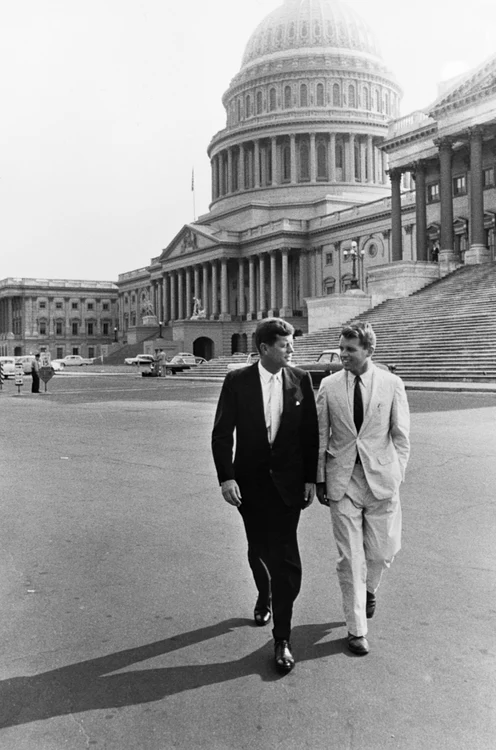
1, 0, 495, 282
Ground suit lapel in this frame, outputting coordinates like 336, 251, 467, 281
360, 366, 381, 432
336, 371, 355, 431
245, 363, 269, 443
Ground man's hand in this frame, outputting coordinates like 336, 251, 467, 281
302, 482, 315, 509
316, 482, 330, 506
221, 479, 242, 507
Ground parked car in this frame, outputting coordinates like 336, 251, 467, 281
124, 354, 156, 366
14, 355, 36, 374
164, 354, 206, 374
52, 354, 93, 367
0, 356, 16, 379
295, 349, 394, 387
50, 360, 66, 372
226, 352, 260, 371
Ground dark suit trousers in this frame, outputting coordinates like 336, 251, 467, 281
239, 479, 302, 642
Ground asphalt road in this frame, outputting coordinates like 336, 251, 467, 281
0, 373, 495, 749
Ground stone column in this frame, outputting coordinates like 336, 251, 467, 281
299, 251, 308, 309
260, 143, 267, 186
329, 133, 336, 182
438, 138, 456, 269
360, 138, 366, 183
257, 254, 266, 319
390, 168, 403, 262
280, 247, 291, 316
310, 133, 317, 182
254, 139, 260, 188
177, 269, 184, 319
271, 136, 278, 185
348, 134, 355, 182
162, 274, 169, 323
269, 251, 278, 315
248, 256, 256, 320
239, 143, 245, 191
219, 258, 230, 320
193, 266, 200, 302
170, 272, 176, 322
212, 157, 219, 200
227, 149, 233, 194
290, 133, 297, 184
202, 263, 209, 317
238, 259, 246, 317
210, 261, 218, 319
414, 161, 428, 261
467, 127, 490, 264
367, 135, 374, 183
185, 267, 192, 319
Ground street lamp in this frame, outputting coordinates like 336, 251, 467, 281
343, 241, 365, 290
113, 327, 118, 342
159, 320, 163, 338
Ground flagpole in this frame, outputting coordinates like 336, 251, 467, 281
191, 167, 196, 221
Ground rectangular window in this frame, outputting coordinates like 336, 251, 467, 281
325, 252, 333, 265
87, 322, 94, 335
72, 302, 78, 310
483, 167, 494, 188
39, 301, 46, 309
72, 347, 79, 355
39, 322, 46, 335
72, 322, 78, 335
55, 302, 63, 309
427, 182, 440, 203
453, 174, 467, 196
56, 347, 64, 359
87, 303, 94, 311
102, 303, 109, 311
88, 347, 95, 359
102, 322, 109, 335
56, 321, 63, 335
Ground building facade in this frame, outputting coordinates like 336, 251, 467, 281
0, 278, 119, 359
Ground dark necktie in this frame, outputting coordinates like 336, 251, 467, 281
354, 376, 363, 433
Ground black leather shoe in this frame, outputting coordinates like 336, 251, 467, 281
347, 633, 369, 656
254, 597, 272, 626
366, 590, 376, 619
274, 639, 295, 674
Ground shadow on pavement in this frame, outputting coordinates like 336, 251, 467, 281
0, 619, 345, 728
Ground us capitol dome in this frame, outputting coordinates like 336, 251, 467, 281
207, 0, 402, 224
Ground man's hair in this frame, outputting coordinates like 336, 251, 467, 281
255, 317, 294, 353
340, 321, 376, 351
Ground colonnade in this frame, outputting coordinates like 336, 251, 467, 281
211, 131, 388, 199
123, 247, 324, 327
390, 127, 490, 264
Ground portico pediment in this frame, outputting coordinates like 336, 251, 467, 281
159, 225, 218, 262
429, 54, 496, 117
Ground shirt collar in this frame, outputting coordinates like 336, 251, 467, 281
347, 362, 375, 388
259, 362, 283, 383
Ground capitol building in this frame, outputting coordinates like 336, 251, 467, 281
2, 0, 496, 360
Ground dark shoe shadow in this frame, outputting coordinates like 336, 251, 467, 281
0, 619, 345, 729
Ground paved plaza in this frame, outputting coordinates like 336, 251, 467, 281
0, 373, 495, 749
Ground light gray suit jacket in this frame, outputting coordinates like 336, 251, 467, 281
316, 364, 410, 501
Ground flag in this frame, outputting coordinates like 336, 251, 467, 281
191, 168, 195, 192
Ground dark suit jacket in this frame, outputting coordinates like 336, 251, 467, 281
211, 363, 319, 508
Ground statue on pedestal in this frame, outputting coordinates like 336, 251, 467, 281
191, 297, 206, 320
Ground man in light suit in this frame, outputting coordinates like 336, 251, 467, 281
212, 318, 319, 674
316, 322, 410, 655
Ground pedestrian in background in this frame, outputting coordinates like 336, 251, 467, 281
316, 322, 410, 655
31, 353, 41, 394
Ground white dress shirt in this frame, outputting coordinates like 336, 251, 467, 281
259, 362, 283, 444
345, 364, 374, 416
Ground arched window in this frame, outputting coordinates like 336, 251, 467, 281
269, 87, 276, 111
284, 85, 292, 109
363, 87, 369, 110
316, 82, 324, 106
300, 84, 308, 107
299, 140, 309, 181
384, 92, 390, 115
317, 141, 327, 180
332, 83, 340, 106
237, 99, 241, 121
374, 89, 381, 112
348, 85, 356, 108
256, 91, 263, 114
245, 94, 251, 117
335, 142, 343, 169
282, 144, 291, 181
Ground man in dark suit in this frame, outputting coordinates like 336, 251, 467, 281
212, 318, 319, 674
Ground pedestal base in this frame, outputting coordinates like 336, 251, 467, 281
439, 249, 462, 277
464, 244, 491, 265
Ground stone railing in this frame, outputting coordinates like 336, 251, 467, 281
387, 111, 435, 139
